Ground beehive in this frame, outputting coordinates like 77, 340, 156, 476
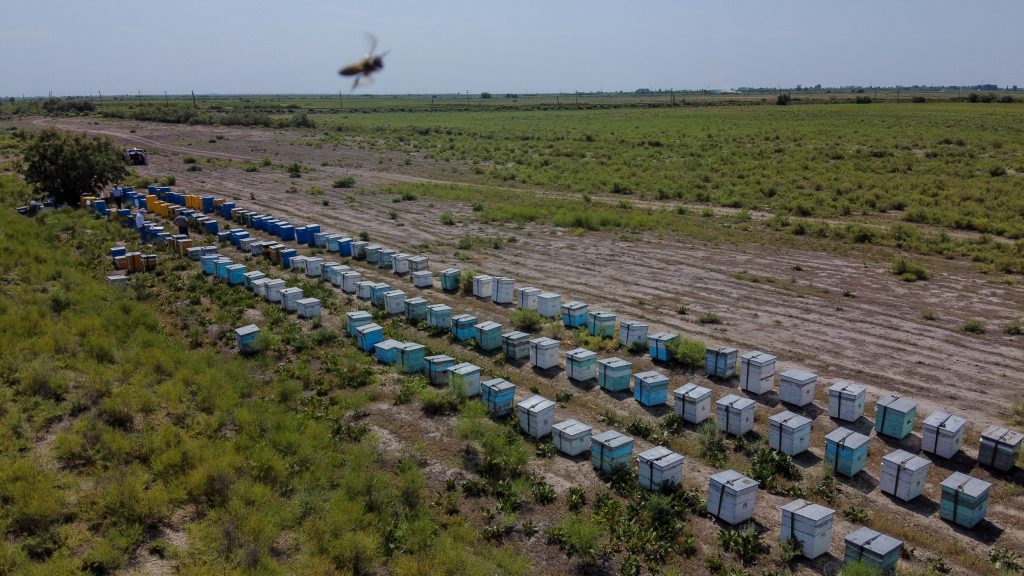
396, 342, 426, 374
449, 362, 482, 397
633, 370, 670, 406
844, 528, 901, 573
243, 271, 266, 290
779, 369, 817, 407
356, 323, 384, 352
351, 240, 368, 258
481, 378, 516, 416
427, 304, 452, 330
536, 292, 561, 318
475, 320, 503, 351
289, 255, 309, 274
409, 256, 429, 272
502, 331, 531, 360
424, 354, 455, 386
566, 348, 598, 382
706, 346, 738, 379
323, 263, 346, 286
412, 270, 433, 288
214, 258, 234, 281
717, 394, 756, 436
345, 310, 373, 336
517, 287, 540, 310
638, 446, 684, 491
186, 246, 205, 261
648, 332, 678, 362
225, 264, 247, 286
598, 357, 632, 392
377, 249, 397, 270
364, 244, 382, 264
251, 278, 271, 299
781, 499, 835, 559
828, 380, 866, 422
529, 337, 560, 370
472, 275, 494, 298
939, 472, 991, 529
451, 314, 478, 341
106, 274, 128, 287
561, 301, 588, 328
304, 257, 324, 278
440, 268, 461, 292
824, 427, 870, 477
587, 311, 616, 338
404, 297, 428, 323
341, 271, 362, 293
326, 235, 347, 253
374, 339, 402, 365
384, 290, 407, 315
238, 238, 255, 253
591, 430, 634, 474
234, 324, 260, 354
392, 253, 411, 274
880, 450, 931, 502
296, 298, 321, 319
708, 470, 759, 525
978, 425, 1024, 472
493, 277, 515, 304
518, 395, 556, 438
922, 411, 967, 459
339, 237, 354, 256
279, 249, 298, 269
280, 287, 304, 312
370, 283, 392, 308
740, 351, 776, 394
356, 280, 374, 300
768, 411, 813, 456
552, 419, 593, 457
264, 279, 286, 303
875, 394, 917, 440
674, 383, 713, 424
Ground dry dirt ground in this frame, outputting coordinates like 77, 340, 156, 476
25, 116, 1024, 574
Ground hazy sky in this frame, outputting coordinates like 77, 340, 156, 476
3, 0, 1022, 96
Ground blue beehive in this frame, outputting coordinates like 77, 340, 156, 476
346, 311, 373, 337
427, 304, 452, 330
440, 268, 462, 292
561, 301, 588, 328
824, 427, 870, 477
93, 199, 108, 215
303, 224, 320, 245
591, 430, 634, 474
295, 226, 312, 246
201, 196, 214, 213
203, 219, 219, 235
219, 202, 235, 219
370, 283, 392, 308
648, 332, 678, 362
397, 342, 426, 374
117, 208, 132, 224
374, 339, 402, 365
110, 246, 127, 260
566, 348, 598, 382
215, 258, 234, 280
482, 378, 516, 416
598, 357, 632, 392
706, 346, 738, 379
939, 472, 990, 529
278, 224, 295, 242
226, 264, 247, 286
424, 354, 455, 386
452, 314, 478, 341
475, 320, 503, 351
364, 244, 383, 264
229, 229, 249, 246
404, 297, 428, 323
234, 324, 260, 354
587, 311, 616, 338
201, 254, 220, 275
279, 248, 297, 268
875, 394, 917, 440
634, 370, 670, 406
356, 323, 384, 353
338, 237, 353, 256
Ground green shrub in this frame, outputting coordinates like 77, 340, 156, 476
440, 212, 456, 225
698, 312, 722, 325
891, 256, 930, 281
699, 421, 727, 466
667, 337, 704, 368
717, 523, 766, 566
841, 561, 884, 576
332, 176, 356, 188
546, 514, 603, 561
510, 308, 544, 332
1005, 322, 1023, 335
961, 320, 986, 334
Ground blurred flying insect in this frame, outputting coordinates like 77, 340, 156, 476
339, 34, 388, 90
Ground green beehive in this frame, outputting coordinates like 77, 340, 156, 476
940, 472, 990, 529
474, 320, 503, 351
875, 394, 917, 440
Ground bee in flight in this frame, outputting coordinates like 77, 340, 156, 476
339, 34, 388, 90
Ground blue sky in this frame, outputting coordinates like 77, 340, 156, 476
2, 0, 1021, 96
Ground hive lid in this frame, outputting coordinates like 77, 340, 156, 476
649, 331, 678, 341
562, 300, 587, 311
620, 319, 649, 328
427, 303, 452, 312
371, 282, 391, 289
355, 322, 382, 334
375, 339, 402, 351
280, 287, 303, 294
391, 253, 410, 259
567, 348, 598, 360
825, 427, 870, 449
384, 290, 406, 298
882, 449, 931, 471
264, 278, 286, 286
829, 379, 866, 395
590, 311, 616, 320
780, 369, 816, 383
782, 499, 835, 522
452, 313, 477, 322
599, 357, 632, 369
601, 432, 633, 449
675, 383, 712, 399
718, 394, 755, 409
425, 354, 455, 363
450, 362, 481, 374
923, 411, 966, 431
711, 469, 759, 490
845, 527, 901, 554
476, 320, 502, 331
399, 342, 425, 352
940, 472, 991, 497
710, 346, 738, 355
411, 270, 431, 277
441, 267, 461, 275
346, 311, 372, 320
495, 276, 513, 282
341, 271, 362, 277
981, 424, 1024, 446
740, 350, 776, 364
474, 274, 494, 281
520, 286, 541, 294
538, 291, 560, 299
234, 324, 260, 337
639, 446, 683, 467
502, 331, 530, 341
520, 395, 555, 412
770, 411, 813, 429
554, 419, 592, 436
409, 256, 428, 263
878, 394, 917, 413
296, 298, 320, 305
405, 297, 428, 305
529, 336, 560, 347
482, 378, 515, 392
635, 370, 670, 384
226, 264, 246, 270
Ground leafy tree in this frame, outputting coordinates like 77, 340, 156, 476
21, 128, 128, 206
776, 93, 791, 105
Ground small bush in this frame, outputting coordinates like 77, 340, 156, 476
182, 156, 197, 164
699, 421, 727, 466
332, 176, 356, 188
698, 312, 722, 325
891, 256, 930, 282
440, 212, 456, 225
510, 308, 544, 332
990, 165, 1007, 177
961, 320, 986, 334
667, 337, 704, 368
717, 523, 767, 566
1004, 322, 1023, 335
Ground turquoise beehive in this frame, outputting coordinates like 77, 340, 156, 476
234, 324, 260, 355
346, 311, 373, 337
474, 320, 503, 351
706, 346, 738, 379
201, 254, 220, 275
451, 314, 478, 341
370, 283, 392, 308
875, 394, 917, 440
648, 332, 677, 362
440, 268, 461, 292
374, 339, 402, 365
566, 348, 598, 382
587, 311, 616, 338
844, 528, 901, 573
396, 342, 426, 374
424, 354, 455, 386
482, 377, 516, 416
597, 357, 632, 392
633, 370, 670, 406
404, 297, 428, 323
356, 323, 384, 353
561, 301, 588, 328
501, 331, 530, 360
226, 264, 247, 286
824, 427, 870, 477
939, 472, 990, 529
591, 430, 634, 474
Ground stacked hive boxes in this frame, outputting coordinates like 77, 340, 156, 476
779, 369, 817, 407
472, 275, 494, 299
921, 411, 966, 459
280, 287, 304, 312
403, 297, 428, 323
780, 499, 835, 559
424, 354, 455, 386
552, 420, 592, 456
648, 332, 677, 362
566, 348, 598, 381
717, 394, 756, 436
978, 425, 1024, 471
440, 268, 461, 291
587, 311, 616, 338
875, 395, 917, 440
537, 292, 561, 318
880, 450, 931, 501
481, 378, 516, 416
561, 301, 588, 328
296, 298, 321, 319
844, 528, 902, 573
346, 311, 373, 336
356, 323, 383, 352
824, 428, 870, 477
706, 346, 738, 379
493, 277, 515, 304
529, 337, 560, 370
591, 430, 634, 474
502, 331, 531, 360
396, 342, 425, 373
674, 383, 712, 424
739, 350, 776, 394
451, 314, 478, 341
427, 304, 452, 330
708, 470, 759, 525
638, 446, 684, 491
939, 472, 991, 529
768, 411, 813, 456
518, 395, 555, 439
374, 340, 402, 365
598, 357, 632, 392
619, 320, 648, 348
633, 370, 670, 406
475, 321, 503, 351
234, 324, 260, 355
828, 380, 867, 422
449, 362, 482, 397
517, 287, 540, 309
412, 270, 433, 288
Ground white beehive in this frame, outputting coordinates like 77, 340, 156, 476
674, 383, 712, 424
448, 362, 481, 397
289, 255, 309, 274
518, 395, 555, 439
392, 253, 411, 274
529, 337, 560, 370
978, 425, 1024, 472
565, 347, 598, 382
296, 297, 321, 319
472, 274, 494, 298
779, 369, 817, 407
536, 292, 561, 318
739, 351, 776, 395
717, 394, 756, 436
708, 470, 759, 525
768, 411, 813, 456
341, 271, 362, 293
828, 380, 866, 422
280, 287, 304, 312
411, 270, 433, 288
251, 277, 271, 298
356, 280, 374, 300
408, 255, 429, 271
304, 256, 324, 278
921, 411, 967, 459
493, 277, 514, 304
552, 419, 592, 456
517, 287, 540, 310
618, 319, 648, 347
384, 290, 406, 315
638, 446, 684, 491
265, 279, 286, 302
780, 499, 835, 559
880, 449, 932, 502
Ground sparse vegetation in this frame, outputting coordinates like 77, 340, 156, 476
961, 320, 987, 334
891, 256, 930, 282
332, 176, 356, 188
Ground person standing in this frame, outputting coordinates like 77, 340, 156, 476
112, 184, 124, 210
173, 213, 189, 236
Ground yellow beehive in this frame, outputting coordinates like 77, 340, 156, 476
113, 255, 130, 270
214, 198, 224, 206
130, 252, 144, 273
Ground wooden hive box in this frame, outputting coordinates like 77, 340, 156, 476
427, 304, 452, 330
201, 254, 220, 275
411, 270, 433, 288
566, 347, 598, 382
384, 290, 407, 315
598, 357, 632, 392
536, 292, 561, 318
587, 311, 617, 338
234, 324, 261, 355
516, 287, 540, 310
781, 499, 834, 559
355, 323, 383, 352
493, 277, 515, 304
280, 287, 304, 312
374, 339, 402, 366
552, 419, 593, 457
674, 383, 712, 424
880, 449, 931, 502
243, 271, 266, 290
591, 430, 634, 474
939, 471, 990, 529
341, 271, 362, 293
355, 280, 374, 300
618, 319, 648, 347
844, 527, 901, 573
440, 268, 461, 292
448, 362, 482, 397
451, 314, 478, 341
396, 342, 426, 374
472, 275, 494, 298
403, 297, 428, 323
350, 240, 368, 259
408, 255, 429, 272
423, 354, 455, 386
638, 446, 684, 491
345, 310, 373, 336
828, 380, 866, 422
296, 297, 321, 319
706, 346, 738, 379
921, 410, 967, 459
824, 427, 870, 477
304, 256, 325, 278
779, 369, 817, 407
264, 279, 286, 303
647, 332, 678, 362
481, 378, 516, 416
717, 394, 756, 436
502, 331, 531, 360
875, 394, 917, 440
364, 244, 382, 264
226, 264, 247, 286
561, 301, 588, 328
633, 370, 670, 406
739, 350, 776, 395
529, 337, 560, 370
518, 395, 555, 438
251, 278, 271, 298
323, 263, 347, 287
768, 411, 813, 456
288, 255, 309, 274
392, 253, 411, 274
377, 248, 397, 270
708, 470, 759, 525
475, 320, 503, 351
978, 425, 1024, 472
369, 283, 392, 308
